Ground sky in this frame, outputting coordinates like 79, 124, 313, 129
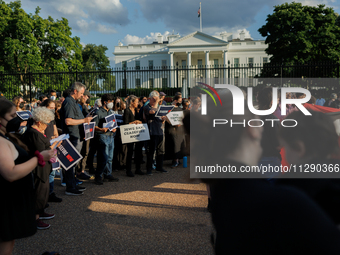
5, 0, 340, 67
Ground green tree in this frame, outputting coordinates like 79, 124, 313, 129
258, 2, 340, 64
80, 44, 111, 90
0, 0, 83, 98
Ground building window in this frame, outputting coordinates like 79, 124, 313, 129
248, 58, 254, 68
181, 60, 186, 68
198, 59, 203, 68
162, 78, 167, 88
135, 61, 140, 70
234, 58, 239, 68
122, 79, 126, 87
122, 61, 127, 70
263, 57, 268, 64
149, 78, 153, 88
149, 60, 153, 70
136, 78, 141, 88
162, 60, 167, 69
214, 59, 219, 68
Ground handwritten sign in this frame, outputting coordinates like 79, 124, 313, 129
120, 123, 150, 144
167, 111, 184, 126
56, 139, 83, 171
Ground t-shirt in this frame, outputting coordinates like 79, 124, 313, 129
94, 107, 115, 136
60, 96, 84, 140
315, 98, 325, 106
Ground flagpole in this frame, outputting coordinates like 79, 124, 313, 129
200, 2, 202, 32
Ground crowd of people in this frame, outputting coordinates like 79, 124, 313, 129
3, 82, 340, 254
0, 82, 196, 255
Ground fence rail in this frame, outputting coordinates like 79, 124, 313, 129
1, 62, 339, 102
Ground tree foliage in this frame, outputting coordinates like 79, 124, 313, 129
0, 0, 83, 97
258, 2, 340, 64
79, 44, 113, 91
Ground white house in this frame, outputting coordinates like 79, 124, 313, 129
113, 30, 269, 92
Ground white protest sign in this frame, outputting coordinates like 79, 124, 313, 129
120, 123, 150, 144
167, 111, 184, 126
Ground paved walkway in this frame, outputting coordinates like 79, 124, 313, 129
13, 160, 214, 255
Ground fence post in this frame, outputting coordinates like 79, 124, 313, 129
29, 69, 32, 103
176, 65, 179, 91
124, 68, 127, 96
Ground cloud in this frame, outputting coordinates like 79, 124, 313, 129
123, 31, 171, 45
96, 24, 118, 34
18, 0, 129, 34
133, 0, 339, 36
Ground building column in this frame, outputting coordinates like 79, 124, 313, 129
169, 52, 174, 88
223, 50, 228, 83
205, 51, 210, 80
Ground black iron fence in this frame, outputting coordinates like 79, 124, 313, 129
1, 62, 339, 102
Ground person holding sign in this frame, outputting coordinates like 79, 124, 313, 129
166, 94, 185, 168
143, 91, 167, 175
60, 82, 93, 196
23, 107, 59, 230
0, 99, 54, 255
123, 95, 144, 177
93, 94, 119, 185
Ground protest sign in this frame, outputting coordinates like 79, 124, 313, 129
104, 113, 118, 131
120, 123, 150, 144
167, 111, 184, 126
155, 105, 174, 117
16, 111, 32, 120
83, 122, 95, 141
56, 139, 83, 171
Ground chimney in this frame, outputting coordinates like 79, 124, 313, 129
220, 32, 233, 41
168, 33, 181, 43
239, 30, 245, 41
157, 33, 163, 44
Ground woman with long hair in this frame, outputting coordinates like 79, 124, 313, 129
0, 99, 54, 255
123, 95, 143, 177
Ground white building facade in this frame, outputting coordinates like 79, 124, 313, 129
113, 31, 270, 92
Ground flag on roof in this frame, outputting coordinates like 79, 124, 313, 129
198, 7, 200, 17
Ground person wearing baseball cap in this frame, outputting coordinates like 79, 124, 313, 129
159, 92, 166, 105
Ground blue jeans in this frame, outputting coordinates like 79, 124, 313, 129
96, 133, 115, 179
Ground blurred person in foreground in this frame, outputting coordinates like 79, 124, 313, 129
277, 111, 340, 224
188, 89, 340, 254
0, 99, 53, 254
